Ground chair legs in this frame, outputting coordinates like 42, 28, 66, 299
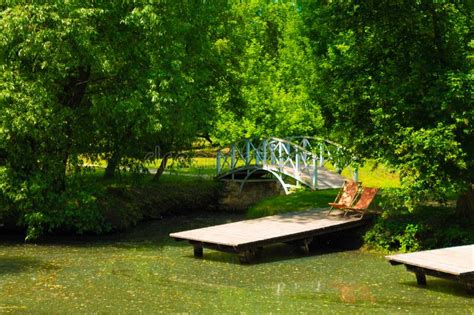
343, 210, 364, 219
328, 207, 334, 216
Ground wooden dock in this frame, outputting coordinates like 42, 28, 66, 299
170, 209, 369, 263
386, 245, 474, 293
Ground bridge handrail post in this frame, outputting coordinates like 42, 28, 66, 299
278, 142, 283, 172
353, 167, 359, 182
312, 155, 318, 189
295, 149, 300, 179
319, 143, 324, 167
231, 144, 236, 170
271, 143, 276, 165
245, 140, 251, 166
262, 140, 267, 167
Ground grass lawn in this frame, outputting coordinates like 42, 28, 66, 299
81, 155, 401, 185
247, 189, 339, 218
327, 160, 400, 188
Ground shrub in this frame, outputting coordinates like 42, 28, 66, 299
364, 201, 474, 252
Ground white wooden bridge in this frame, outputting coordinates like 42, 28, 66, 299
216, 137, 359, 194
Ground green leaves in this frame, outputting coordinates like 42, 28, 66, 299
1, 1, 472, 238
0, 2, 227, 239
212, 1, 323, 144
305, 1, 473, 208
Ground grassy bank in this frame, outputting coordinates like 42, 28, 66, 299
247, 161, 396, 219
99, 174, 221, 231
340, 160, 400, 188
0, 171, 221, 236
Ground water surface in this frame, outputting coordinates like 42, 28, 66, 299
0, 213, 472, 313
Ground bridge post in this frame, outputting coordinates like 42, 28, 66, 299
216, 151, 221, 175
319, 143, 324, 167
312, 155, 318, 189
245, 140, 251, 166
353, 167, 359, 182
262, 140, 267, 167
278, 142, 283, 172
301, 138, 310, 149
231, 144, 236, 170
295, 150, 300, 179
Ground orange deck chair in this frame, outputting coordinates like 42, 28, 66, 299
328, 180, 361, 215
342, 187, 379, 218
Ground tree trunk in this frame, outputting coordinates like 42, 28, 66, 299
456, 185, 474, 220
58, 66, 91, 189
104, 151, 121, 179
153, 152, 172, 182
428, 4, 447, 67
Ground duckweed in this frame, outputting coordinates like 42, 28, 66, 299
0, 213, 472, 313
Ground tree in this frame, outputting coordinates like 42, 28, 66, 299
124, 2, 228, 181
303, 1, 473, 211
0, 1, 224, 238
1, 2, 124, 238
211, 0, 324, 144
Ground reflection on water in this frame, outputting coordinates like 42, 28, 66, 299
0, 213, 472, 313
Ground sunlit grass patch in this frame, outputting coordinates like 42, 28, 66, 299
247, 189, 338, 218
325, 160, 400, 188
341, 161, 400, 188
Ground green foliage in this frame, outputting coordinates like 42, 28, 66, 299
1, 0, 472, 240
0, 2, 225, 239
304, 1, 473, 206
364, 221, 422, 253
0, 2, 149, 238
212, 1, 323, 143
364, 205, 474, 253
17, 176, 109, 241
395, 125, 466, 208
123, 2, 226, 154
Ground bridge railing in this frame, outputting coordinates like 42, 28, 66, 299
216, 137, 357, 189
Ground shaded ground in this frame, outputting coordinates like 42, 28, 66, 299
0, 212, 472, 313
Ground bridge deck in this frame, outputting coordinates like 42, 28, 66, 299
386, 245, 474, 292
219, 166, 346, 190
170, 209, 369, 263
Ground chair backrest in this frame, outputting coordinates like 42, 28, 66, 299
338, 180, 360, 207
353, 188, 379, 210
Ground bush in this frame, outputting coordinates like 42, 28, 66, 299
0, 171, 221, 240
364, 204, 474, 252
363, 219, 421, 252
21, 177, 110, 240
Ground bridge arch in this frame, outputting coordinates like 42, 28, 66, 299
238, 167, 290, 194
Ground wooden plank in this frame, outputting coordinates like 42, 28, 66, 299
386, 245, 474, 277
170, 210, 365, 249
386, 245, 474, 293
